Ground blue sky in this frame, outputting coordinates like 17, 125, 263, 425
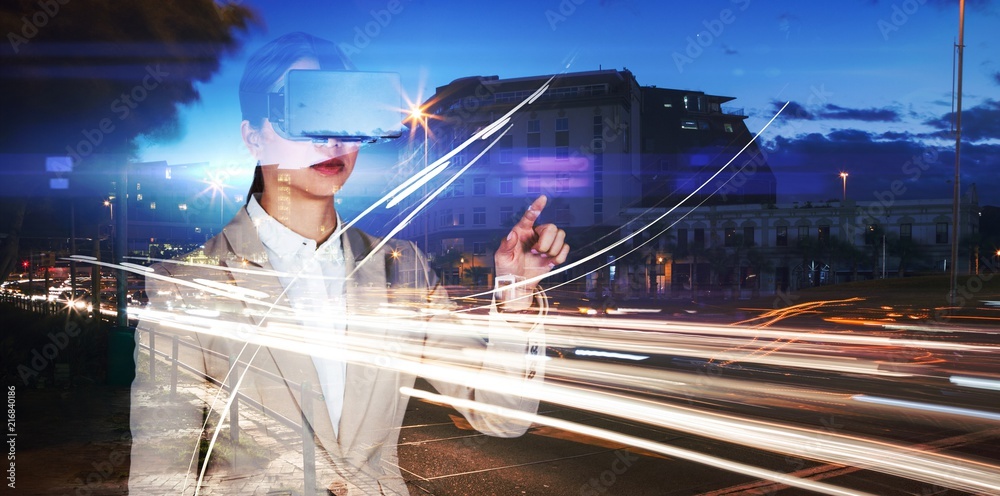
139, 0, 1000, 204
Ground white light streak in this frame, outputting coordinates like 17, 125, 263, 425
574, 349, 649, 361
852, 395, 1000, 422
400, 387, 873, 496
950, 376, 1000, 391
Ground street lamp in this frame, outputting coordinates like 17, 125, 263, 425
103, 198, 113, 222
839, 172, 848, 203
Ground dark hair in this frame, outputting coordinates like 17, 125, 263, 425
240, 32, 354, 201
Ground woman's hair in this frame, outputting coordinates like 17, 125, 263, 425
240, 32, 354, 203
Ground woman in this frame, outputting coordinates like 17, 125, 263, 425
130, 32, 569, 495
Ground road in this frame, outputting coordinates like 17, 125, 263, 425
395, 300, 1000, 495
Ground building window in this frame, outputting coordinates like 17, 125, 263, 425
527, 119, 541, 161
900, 223, 912, 242
677, 228, 688, 252
797, 226, 809, 241
439, 209, 452, 228
473, 207, 486, 226
724, 227, 737, 247
499, 135, 513, 164
451, 180, 464, 197
473, 177, 486, 196
499, 177, 513, 195
499, 206, 514, 226
556, 117, 569, 161
743, 226, 754, 247
936, 222, 948, 244
776, 226, 787, 247
693, 228, 705, 248
724, 123, 734, 133
457, 212, 465, 226
526, 176, 541, 194
594, 198, 603, 224
818, 225, 830, 244
136, 193, 143, 201
681, 120, 697, 130
150, 202, 156, 210
178, 203, 188, 211
473, 242, 486, 255
556, 173, 569, 193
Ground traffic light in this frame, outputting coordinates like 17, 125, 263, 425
22, 260, 28, 269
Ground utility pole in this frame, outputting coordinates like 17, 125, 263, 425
949, 0, 966, 306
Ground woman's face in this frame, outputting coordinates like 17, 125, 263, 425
243, 58, 360, 200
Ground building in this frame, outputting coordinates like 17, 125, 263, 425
619, 187, 981, 298
398, 69, 777, 287
638, 86, 777, 207
398, 69, 645, 285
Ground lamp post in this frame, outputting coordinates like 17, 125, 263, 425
839, 172, 848, 203
460, 256, 465, 285
409, 105, 430, 256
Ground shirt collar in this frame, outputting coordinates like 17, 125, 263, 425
246, 194, 344, 262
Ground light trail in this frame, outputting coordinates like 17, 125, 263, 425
142, 305, 1000, 494
400, 387, 875, 496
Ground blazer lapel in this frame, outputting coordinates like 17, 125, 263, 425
337, 229, 399, 459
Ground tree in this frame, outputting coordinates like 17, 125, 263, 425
887, 234, 925, 277
0, 1, 259, 284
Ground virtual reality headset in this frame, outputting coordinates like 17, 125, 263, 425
240, 70, 405, 142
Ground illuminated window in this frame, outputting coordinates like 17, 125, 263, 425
526, 176, 541, 194
178, 203, 187, 211
136, 193, 143, 201
150, 202, 156, 210
724, 123, 734, 133
165, 168, 171, 179
681, 120, 697, 130
556, 173, 569, 193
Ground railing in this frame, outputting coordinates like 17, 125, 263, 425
0, 292, 63, 315
2, 292, 321, 494
721, 106, 746, 116
140, 326, 320, 494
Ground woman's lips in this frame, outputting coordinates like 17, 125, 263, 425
310, 157, 345, 176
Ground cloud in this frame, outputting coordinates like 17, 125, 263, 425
773, 100, 814, 120
774, 101, 901, 122
817, 104, 901, 122
924, 99, 1000, 141
993, 71, 1000, 86
763, 129, 1000, 203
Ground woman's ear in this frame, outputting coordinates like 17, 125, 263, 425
241, 120, 262, 159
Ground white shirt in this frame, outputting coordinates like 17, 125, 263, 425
246, 196, 348, 437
